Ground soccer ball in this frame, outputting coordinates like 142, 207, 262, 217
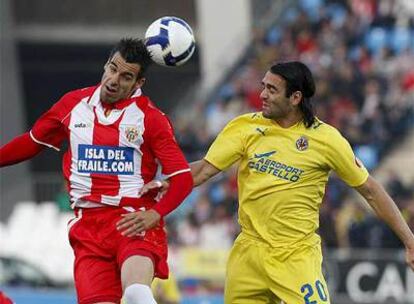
145, 16, 195, 67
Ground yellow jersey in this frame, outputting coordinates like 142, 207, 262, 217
205, 113, 369, 247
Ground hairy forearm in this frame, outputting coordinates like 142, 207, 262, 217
190, 159, 220, 187
190, 160, 206, 186
359, 178, 414, 249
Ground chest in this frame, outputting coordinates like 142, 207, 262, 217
65, 101, 145, 148
242, 130, 328, 181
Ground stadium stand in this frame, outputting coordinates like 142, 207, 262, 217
1, 0, 413, 303
170, 0, 414, 253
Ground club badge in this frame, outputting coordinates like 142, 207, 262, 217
125, 127, 139, 143
296, 136, 309, 151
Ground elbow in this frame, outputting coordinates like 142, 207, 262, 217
357, 176, 377, 201
357, 176, 387, 214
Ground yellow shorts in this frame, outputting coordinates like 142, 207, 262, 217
224, 234, 330, 304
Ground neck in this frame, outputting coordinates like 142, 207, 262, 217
274, 110, 303, 128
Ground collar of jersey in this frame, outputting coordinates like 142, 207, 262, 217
270, 119, 304, 130
96, 86, 142, 110
102, 97, 134, 110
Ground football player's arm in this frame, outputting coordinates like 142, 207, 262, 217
0, 91, 79, 168
190, 159, 221, 186
139, 159, 220, 193
118, 172, 193, 237
194, 116, 244, 184
147, 113, 193, 217
355, 176, 414, 270
0, 132, 44, 167
117, 111, 193, 237
140, 116, 243, 193
325, 129, 414, 270
151, 171, 193, 217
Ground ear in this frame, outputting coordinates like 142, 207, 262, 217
290, 91, 303, 106
134, 77, 146, 89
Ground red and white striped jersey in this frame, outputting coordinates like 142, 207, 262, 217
30, 85, 190, 208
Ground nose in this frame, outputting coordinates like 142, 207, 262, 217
108, 73, 120, 87
260, 89, 267, 100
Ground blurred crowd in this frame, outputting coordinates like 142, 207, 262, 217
166, 0, 414, 250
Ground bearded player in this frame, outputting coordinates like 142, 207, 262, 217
143, 61, 414, 303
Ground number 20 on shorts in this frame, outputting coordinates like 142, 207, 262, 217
300, 280, 328, 303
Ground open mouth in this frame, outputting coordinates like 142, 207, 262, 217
105, 85, 118, 94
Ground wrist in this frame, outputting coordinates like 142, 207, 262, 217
406, 243, 414, 250
405, 237, 414, 250
150, 208, 163, 219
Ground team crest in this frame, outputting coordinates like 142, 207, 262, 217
296, 136, 309, 151
125, 127, 139, 142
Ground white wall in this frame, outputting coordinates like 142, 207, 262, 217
195, 0, 251, 91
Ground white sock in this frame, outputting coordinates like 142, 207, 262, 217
123, 283, 157, 304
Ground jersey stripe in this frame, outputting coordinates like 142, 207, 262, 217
117, 102, 145, 198
69, 99, 94, 203
90, 107, 122, 204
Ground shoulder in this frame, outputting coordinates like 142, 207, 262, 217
308, 119, 352, 151
55, 86, 97, 109
305, 118, 343, 138
226, 112, 263, 127
137, 95, 173, 131
47, 86, 97, 119
135, 95, 165, 116
62, 86, 96, 102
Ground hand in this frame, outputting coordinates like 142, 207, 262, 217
116, 209, 161, 237
406, 246, 414, 271
139, 179, 170, 196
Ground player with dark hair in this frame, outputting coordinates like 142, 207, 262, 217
143, 61, 414, 303
0, 38, 193, 304
269, 62, 316, 127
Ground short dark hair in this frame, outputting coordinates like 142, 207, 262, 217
270, 61, 316, 128
109, 38, 153, 78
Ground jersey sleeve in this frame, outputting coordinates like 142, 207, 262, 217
146, 110, 190, 176
325, 128, 369, 187
0, 132, 44, 167
204, 116, 245, 170
30, 92, 76, 150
